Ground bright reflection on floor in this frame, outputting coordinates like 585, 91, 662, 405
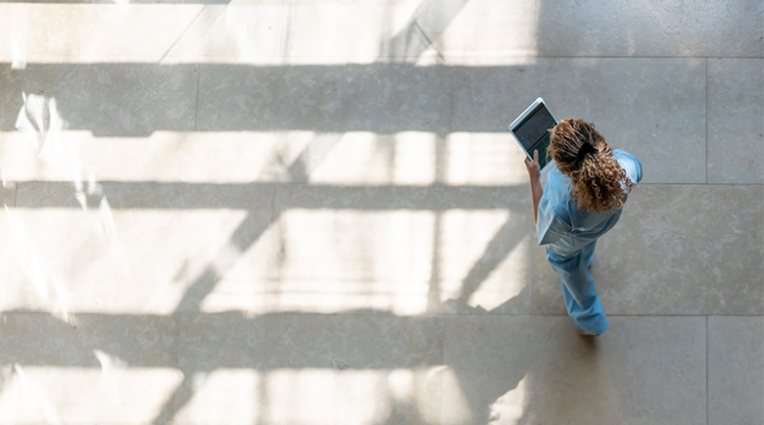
489, 375, 528, 424
0, 366, 183, 424
204, 209, 528, 315
5, 209, 251, 314
177, 368, 444, 425
5, 206, 74, 322
440, 366, 529, 425
3, 123, 530, 315
0, 131, 528, 185
0, 0, 542, 422
0, 1, 538, 65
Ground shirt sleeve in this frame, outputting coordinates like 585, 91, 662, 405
632, 156, 643, 184
536, 180, 572, 246
615, 150, 643, 185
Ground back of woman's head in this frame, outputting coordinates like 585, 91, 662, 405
549, 119, 634, 213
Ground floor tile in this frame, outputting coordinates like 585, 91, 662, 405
259, 131, 436, 185
536, 0, 764, 57
425, 0, 538, 58
444, 132, 530, 186
161, 2, 436, 63
269, 182, 531, 315
283, 3, 417, 61
443, 315, 706, 425
167, 0, 535, 64
0, 129, 522, 187
532, 185, 764, 315
0, 4, 31, 67
453, 58, 707, 183
0, 3, 762, 425
1, 183, 14, 205
28, 4, 203, 60
0, 312, 182, 425
0, 183, 15, 311
6, 181, 275, 314
195, 63, 452, 134
0, 130, 283, 184
708, 316, 764, 425
175, 312, 443, 425
707, 58, 764, 184
165, 5, 291, 61
0, 63, 198, 137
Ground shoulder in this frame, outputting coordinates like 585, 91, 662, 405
612, 149, 643, 184
542, 166, 574, 219
544, 167, 573, 203
547, 166, 571, 189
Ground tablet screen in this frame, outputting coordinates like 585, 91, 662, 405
513, 103, 557, 171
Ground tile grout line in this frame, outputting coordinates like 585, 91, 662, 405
175, 313, 184, 419
3, 310, 764, 318
193, 65, 201, 132
23, 7, 31, 68
439, 315, 445, 425
270, 183, 277, 228
5, 181, 764, 188
506, 313, 764, 317
706, 315, 709, 425
529, 0, 538, 316
528, 232, 533, 311
5, 54, 764, 61
6, 183, 17, 309
157, 5, 212, 65
641, 183, 764, 186
535, 55, 764, 59
4, 56, 764, 69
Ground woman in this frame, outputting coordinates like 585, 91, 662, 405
524, 119, 642, 336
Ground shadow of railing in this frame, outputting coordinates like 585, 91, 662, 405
1, 307, 542, 424
0, 62, 539, 136
0, 0, 230, 4
14, 181, 526, 210
8, 179, 533, 423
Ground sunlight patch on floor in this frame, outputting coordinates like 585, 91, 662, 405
0, 365, 183, 424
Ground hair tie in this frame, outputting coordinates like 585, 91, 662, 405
573, 143, 599, 168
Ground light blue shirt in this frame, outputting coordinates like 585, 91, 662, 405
536, 149, 643, 256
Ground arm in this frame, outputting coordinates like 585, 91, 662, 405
524, 150, 543, 225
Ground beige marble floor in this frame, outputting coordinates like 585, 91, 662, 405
0, 0, 762, 424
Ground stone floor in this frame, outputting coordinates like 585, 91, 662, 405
0, 0, 762, 424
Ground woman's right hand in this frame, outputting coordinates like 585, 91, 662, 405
524, 150, 541, 182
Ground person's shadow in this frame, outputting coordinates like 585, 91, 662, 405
410, 291, 601, 425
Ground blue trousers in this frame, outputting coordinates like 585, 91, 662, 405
546, 241, 609, 335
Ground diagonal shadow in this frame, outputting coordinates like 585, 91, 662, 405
1, 306, 546, 424
385, 0, 473, 60
150, 210, 281, 424
6, 41, 533, 422
158, 189, 527, 422
279, 133, 344, 182
10, 180, 530, 424
174, 210, 278, 313
453, 210, 532, 309
153, 132, 344, 423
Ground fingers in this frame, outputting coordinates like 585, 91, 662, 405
525, 150, 539, 167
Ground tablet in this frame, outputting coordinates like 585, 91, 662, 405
508, 97, 559, 174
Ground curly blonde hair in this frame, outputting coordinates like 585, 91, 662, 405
549, 119, 634, 213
